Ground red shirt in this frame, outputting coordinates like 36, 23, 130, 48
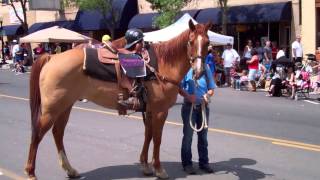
272, 47, 278, 60
248, 55, 259, 70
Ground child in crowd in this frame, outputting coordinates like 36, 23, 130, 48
235, 70, 249, 90
230, 61, 240, 88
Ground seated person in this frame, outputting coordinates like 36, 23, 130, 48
230, 61, 240, 88
235, 70, 248, 90
282, 66, 296, 99
266, 71, 282, 97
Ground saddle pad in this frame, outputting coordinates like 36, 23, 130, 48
119, 53, 146, 78
83, 48, 117, 82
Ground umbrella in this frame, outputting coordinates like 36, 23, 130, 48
20, 26, 92, 43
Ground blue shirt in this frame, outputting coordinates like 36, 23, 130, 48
181, 66, 216, 104
205, 53, 215, 74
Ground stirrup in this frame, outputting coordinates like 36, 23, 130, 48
118, 97, 141, 110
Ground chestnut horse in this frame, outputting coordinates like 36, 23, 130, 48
25, 20, 211, 179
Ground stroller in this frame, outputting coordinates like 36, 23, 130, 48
295, 69, 311, 100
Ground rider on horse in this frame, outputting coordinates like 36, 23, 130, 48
118, 28, 146, 111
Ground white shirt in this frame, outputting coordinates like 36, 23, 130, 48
276, 50, 285, 59
12, 44, 20, 58
292, 41, 303, 58
222, 48, 239, 68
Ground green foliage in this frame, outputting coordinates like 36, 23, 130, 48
75, 0, 111, 14
147, 0, 191, 28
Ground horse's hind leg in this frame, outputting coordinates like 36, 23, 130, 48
25, 113, 56, 179
52, 106, 79, 178
140, 111, 153, 175
152, 111, 169, 179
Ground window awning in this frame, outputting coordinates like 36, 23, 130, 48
1, 24, 24, 36
128, 13, 159, 29
196, 2, 292, 24
28, 21, 74, 34
128, 9, 200, 29
73, 0, 137, 31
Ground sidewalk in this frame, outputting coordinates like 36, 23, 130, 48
0, 58, 31, 71
0, 58, 14, 70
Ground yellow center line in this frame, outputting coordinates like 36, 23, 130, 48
1, 93, 320, 151
0, 168, 25, 180
272, 142, 320, 152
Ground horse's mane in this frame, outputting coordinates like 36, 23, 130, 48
153, 30, 190, 62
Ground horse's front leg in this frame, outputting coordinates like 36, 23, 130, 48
140, 111, 153, 175
152, 111, 169, 179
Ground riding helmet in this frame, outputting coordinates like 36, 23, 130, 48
124, 28, 144, 49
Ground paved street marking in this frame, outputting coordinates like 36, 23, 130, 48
304, 100, 320, 105
0, 94, 28, 101
0, 167, 25, 180
1, 93, 320, 152
272, 142, 320, 152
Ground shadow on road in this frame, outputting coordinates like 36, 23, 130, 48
213, 158, 273, 180
77, 158, 272, 180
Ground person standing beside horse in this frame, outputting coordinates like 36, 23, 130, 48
179, 64, 216, 174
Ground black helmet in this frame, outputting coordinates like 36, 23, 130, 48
125, 28, 144, 49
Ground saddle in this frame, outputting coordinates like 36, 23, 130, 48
83, 46, 152, 115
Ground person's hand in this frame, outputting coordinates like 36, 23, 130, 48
203, 93, 211, 104
187, 94, 196, 103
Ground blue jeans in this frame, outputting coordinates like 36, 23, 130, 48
181, 103, 210, 167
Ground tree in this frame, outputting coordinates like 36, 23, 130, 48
9, 0, 28, 32
146, 0, 191, 28
64, 0, 119, 38
216, 0, 228, 34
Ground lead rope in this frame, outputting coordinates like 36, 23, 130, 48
189, 101, 208, 132
188, 74, 208, 132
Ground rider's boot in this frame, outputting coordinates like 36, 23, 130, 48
118, 91, 141, 110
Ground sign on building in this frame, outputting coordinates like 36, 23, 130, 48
29, 0, 61, 10
9, 8, 24, 24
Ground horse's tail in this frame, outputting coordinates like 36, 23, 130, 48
29, 53, 51, 134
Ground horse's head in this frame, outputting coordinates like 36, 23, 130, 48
187, 20, 212, 79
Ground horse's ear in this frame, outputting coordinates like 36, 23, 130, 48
205, 21, 212, 31
189, 19, 196, 32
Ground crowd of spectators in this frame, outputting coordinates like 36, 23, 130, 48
205, 36, 320, 100
1, 40, 69, 75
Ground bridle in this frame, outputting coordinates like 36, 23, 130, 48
187, 40, 206, 64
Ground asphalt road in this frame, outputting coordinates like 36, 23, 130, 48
0, 69, 320, 180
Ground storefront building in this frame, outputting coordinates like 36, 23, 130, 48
0, 0, 138, 42
136, 0, 319, 56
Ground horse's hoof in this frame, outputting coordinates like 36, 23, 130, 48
27, 176, 37, 180
155, 168, 169, 179
141, 163, 153, 176
67, 168, 80, 178
24, 168, 37, 180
